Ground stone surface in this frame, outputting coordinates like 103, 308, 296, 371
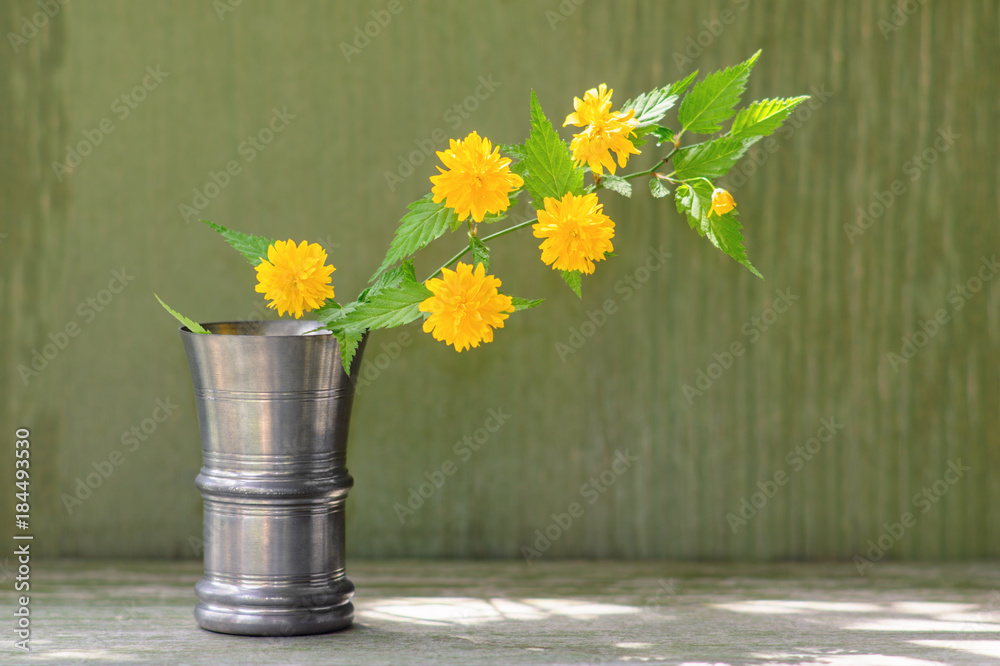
5, 560, 1000, 665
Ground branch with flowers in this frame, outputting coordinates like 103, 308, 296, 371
158, 50, 807, 370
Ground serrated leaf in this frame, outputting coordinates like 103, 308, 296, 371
627, 125, 653, 149
340, 283, 430, 331
651, 126, 675, 146
370, 194, 459, 282
155, 294, 209, 334
729, 96, 809, 140
317, 297, 359, 328
370, 261, 413, 294
621, 71, 698, 127
674, 182, 762, 278
678, 50, 760, 134
510, 296, 544, 311
560, 270, 582, 298
601, 174, 632, 198
470, 236, 490, 273
326, 267, 431, 335
674, 180, 714, 234
202, 220, 275, 267
332, 329, 364, 372
522, 90, 585, 205
498, 142, 527, 161
703, 209, 763, 278
673, 136, 756, 180
314, 298, 344, 328
649, 178, 671, 198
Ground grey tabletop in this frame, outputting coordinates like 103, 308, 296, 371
5, 560, 1000, 665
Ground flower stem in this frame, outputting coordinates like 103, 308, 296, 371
425, 217, 538, 281
623, 146, 679, 181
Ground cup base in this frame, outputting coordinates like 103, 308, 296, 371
194, 601, 354, 636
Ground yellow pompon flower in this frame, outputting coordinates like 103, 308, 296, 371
711, 188, 736, 216
563, 84, 640, 177
254, 240, 335, 319
419, 262, 514, 352
532, 192, 615, 275
430, 131, 524, 223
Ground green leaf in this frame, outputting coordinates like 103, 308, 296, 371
337, 282, 430, 332
331, 329, 364, 372
522, 90, 585, 205
621, 71, 698, 127
649, 178, 671, 199
202, 220, 276, 267
729, 96, 810, 140
155, 294, 209, 334
674, 182, 762, 278
703, 209, 763, 279
470, 236, 490, 273
498, 142, 527, 161
678, 50, 761, 134
626, 125, 654, 149
674, 180, 714, 234
560, 270, 582, 299
315, 297, 349, 327
369, 194, 460, 282
326, 263, 431, 335
509, 296, 544, 311
673, 136, 756, 180
601, 174, 632, 198
651, 126, 675, 146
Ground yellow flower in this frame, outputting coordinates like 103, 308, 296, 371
430, 131, 524, 223
419, 262, 514, 352
564, 84, 640, 177
532, 192, 615, 274
711, 188, 736, 216
254, 240, 335, 319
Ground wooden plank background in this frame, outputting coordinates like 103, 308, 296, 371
1, 0, 997, 561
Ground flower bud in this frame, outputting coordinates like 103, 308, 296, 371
711, 188, 736, 216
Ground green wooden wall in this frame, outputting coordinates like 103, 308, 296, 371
2, 0, 998, 562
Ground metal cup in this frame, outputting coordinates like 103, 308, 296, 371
181, 320, 366, 636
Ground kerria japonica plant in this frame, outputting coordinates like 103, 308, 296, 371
158, 51, 807, 369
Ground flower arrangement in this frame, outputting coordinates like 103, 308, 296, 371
158, 50, 807, 369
